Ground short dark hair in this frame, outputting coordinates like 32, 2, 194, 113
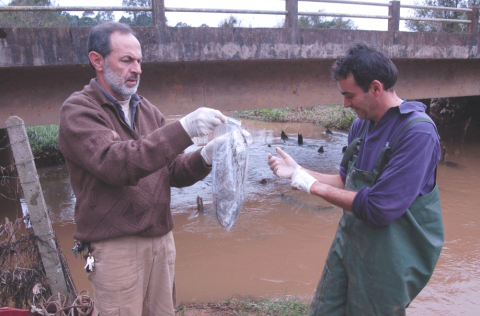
331, 42, 398, 92
86, 21, 136, 70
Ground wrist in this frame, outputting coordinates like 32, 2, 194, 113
305, 175, 317, 194
291, 168, 317, 194
200, 147, 212, 165
293, 164, 300, 178
180, 117, 193, 138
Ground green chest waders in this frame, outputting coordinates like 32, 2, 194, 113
307, 118, 444, 316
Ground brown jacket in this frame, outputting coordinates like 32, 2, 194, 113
59, 79, 210, 242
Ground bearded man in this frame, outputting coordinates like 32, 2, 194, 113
58, 21, 226, 316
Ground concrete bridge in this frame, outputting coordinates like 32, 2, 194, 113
1, 0, 480, 129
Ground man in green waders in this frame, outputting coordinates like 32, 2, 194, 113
268, 43, 443, 315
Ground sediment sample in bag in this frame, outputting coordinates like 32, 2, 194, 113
212, 118, 252, 231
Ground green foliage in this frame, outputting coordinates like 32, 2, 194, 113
63, 10, 115, 27
120, 0, 152, 26
174, 22, 191, 27
254, 297, 310, 315
0, 0, 69, 28
406, 0, 480, 33
178, 297, 310, 316
298, 10, 357, 30
26, 124, 64, 167
322, 106, 356, 130
218, 15, 242, 27
252, 108, 289, 121
233, 108, 292, 122
232, 105, 356, 130
0, 0, 153, 28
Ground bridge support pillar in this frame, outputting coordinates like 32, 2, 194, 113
153, 0, 166, 29
285, 0, 299, 44
388, 1, 400, 32
467, 6, 479, 46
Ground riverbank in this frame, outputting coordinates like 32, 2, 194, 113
26, 124, 64, 168
177, 297, 309, 316
231, 104, 356, 131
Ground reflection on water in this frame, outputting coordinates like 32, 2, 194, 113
6, 118, 480, 314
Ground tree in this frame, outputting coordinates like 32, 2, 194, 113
174, 22, 190, 27
298, 10, 357, 30
406, 0, 480, 33
119, 0, 152, 26
0, 0, 69, 27
0, 0, 117, 28
63, 10, 115, 27
218, 15, 242, 28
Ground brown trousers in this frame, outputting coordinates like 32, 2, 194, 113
87, 232, 176, 316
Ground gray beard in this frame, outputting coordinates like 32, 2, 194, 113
104, 58, 140, 100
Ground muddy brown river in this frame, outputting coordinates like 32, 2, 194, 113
4, 118, 480, 315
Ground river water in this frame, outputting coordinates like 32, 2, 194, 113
5, 118, 480, 315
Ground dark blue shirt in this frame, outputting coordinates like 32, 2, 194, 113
340, 102, 441, 228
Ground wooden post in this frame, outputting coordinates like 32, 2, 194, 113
6, 116, 70, 298
467, 6, 479, 46
388, 1, 401, 32
285, 0, 298, 44
152, 0, 167, 29
196, 195, 204, 213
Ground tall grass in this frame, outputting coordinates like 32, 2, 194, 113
26, 124, 64, 167
322, 105, 356, 130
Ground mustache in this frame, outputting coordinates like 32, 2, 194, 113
125, 74, 140, 82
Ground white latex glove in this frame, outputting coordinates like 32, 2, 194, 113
180, 107, 227, 138
200, 134, 230, 165
268, 147, 299, 179
291, 166, 317, 194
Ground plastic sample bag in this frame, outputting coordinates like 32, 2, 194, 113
212, 118, 252, 231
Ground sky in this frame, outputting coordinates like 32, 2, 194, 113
55, 0, 421, 31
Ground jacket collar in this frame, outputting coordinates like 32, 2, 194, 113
398, 101, 427, 114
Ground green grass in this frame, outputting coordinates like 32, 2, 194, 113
177, 296, 310, 315
232, 105, 356, 131
232, 107, 293, 122
322, 105, 356, 130
25, 124, 64, 167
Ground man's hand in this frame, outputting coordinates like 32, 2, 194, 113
291, 167, 317, 194
180, 107, 227, 138
200, 134, 229, 165
268, 147, 299, 179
